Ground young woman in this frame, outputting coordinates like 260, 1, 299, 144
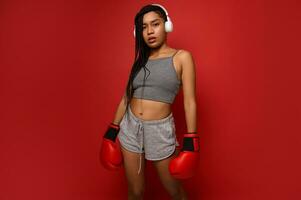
100, 4, 200, 200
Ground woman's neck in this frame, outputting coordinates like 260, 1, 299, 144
149, 43, 171, 57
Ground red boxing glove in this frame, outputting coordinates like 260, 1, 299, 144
100, 122, 123, 170
169, 131, 200, 179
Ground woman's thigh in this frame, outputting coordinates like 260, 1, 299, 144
120, 145, 146, 193
152, 148, 183, 196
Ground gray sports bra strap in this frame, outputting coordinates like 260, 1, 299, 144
172, 49, 180, 58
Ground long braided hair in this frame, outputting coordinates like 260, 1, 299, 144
123, 4, 168, 112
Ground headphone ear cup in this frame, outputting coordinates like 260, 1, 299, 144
165, 20, 173, 32
165, 16, 173, 32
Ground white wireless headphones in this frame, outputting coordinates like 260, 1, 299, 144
133, 4, 173, 37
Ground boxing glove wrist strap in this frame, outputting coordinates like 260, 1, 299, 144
104, 123, 120, 141
182, 132, 200, 152
110, 123, 120, 129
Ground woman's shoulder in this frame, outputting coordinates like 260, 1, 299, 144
174, 49, 194, 62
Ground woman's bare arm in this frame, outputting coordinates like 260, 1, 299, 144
180, 50, 197, 133
111, 94, 127, 125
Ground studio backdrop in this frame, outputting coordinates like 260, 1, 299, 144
0, 0, 299, 200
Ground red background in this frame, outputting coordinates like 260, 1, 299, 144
0, 0, 300, 199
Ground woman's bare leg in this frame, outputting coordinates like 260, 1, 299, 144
121, 146, 146, 200
152, 148, 188, 200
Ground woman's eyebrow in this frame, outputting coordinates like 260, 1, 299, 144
143, 19, 160, 25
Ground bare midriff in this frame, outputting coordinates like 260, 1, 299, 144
130, 97, 172, 120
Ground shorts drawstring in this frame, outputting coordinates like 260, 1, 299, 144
136, 122, 144, 175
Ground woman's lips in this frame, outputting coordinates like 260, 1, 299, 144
148, 37, 156, 43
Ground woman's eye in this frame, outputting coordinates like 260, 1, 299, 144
142, 23, 159, 30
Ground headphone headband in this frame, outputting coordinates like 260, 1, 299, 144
151, 3, 169, 17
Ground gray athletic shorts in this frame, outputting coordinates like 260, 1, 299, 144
118, 105, 180, 174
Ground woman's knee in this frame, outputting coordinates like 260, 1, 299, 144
128, 185, 145, 199
170, 185, 187, 200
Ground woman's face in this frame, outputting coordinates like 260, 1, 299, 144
142, 11, 166, 48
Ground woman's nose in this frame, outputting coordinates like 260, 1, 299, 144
147, 27, 154, 34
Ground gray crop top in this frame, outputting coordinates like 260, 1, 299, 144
132, 50, 182, 104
